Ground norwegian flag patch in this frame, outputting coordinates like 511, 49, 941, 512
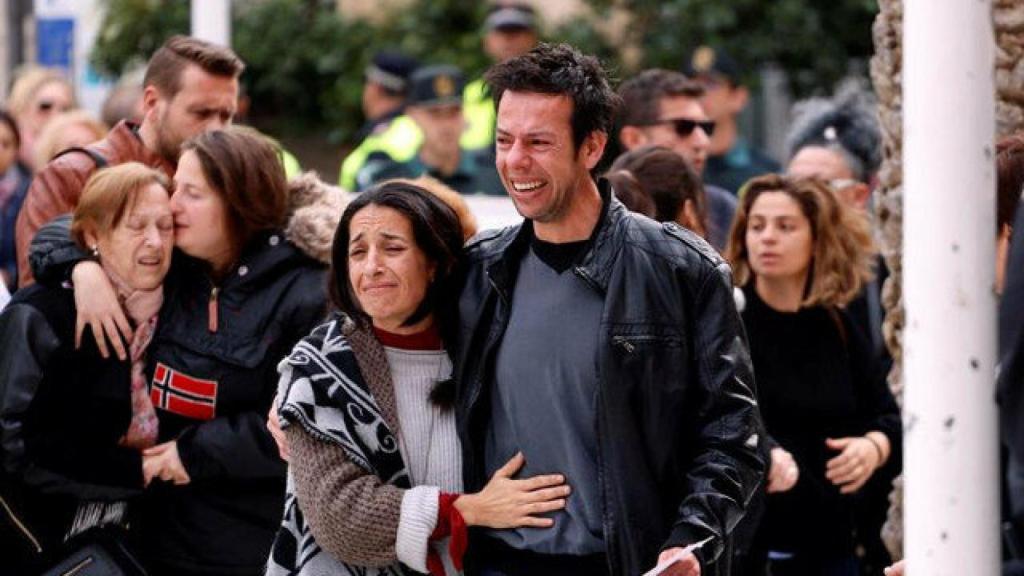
150, 363, 218, 420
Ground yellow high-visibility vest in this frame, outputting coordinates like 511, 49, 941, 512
338, 115, 423, 190
462, 78, 496, 150
280, 149, 302, 179
338, 86, 496, 191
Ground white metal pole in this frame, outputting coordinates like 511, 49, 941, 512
190, 0, 230, 47
903, 0, 998, 574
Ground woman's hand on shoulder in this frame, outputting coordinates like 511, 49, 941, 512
455, 452, 569, 529
766, 446, 799, 493
72, 260, 130, 361
824, 436, 882, 494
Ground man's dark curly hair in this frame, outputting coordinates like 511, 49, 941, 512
485, 42, 620, 151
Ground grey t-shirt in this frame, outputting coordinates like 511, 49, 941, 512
484, 246, 606, 555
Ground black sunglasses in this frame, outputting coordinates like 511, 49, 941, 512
644, 117, 716, 138
36, 100, 66, 113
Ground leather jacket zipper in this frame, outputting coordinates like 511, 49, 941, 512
464, 270, 510, 488
613, 334, 675, 354
208, 285, 220, 333
0, 492, 42, 553
487, 272, 508, 306
612, 335, 636, 354
593, 368, 618, 575
573, 266, 601, 293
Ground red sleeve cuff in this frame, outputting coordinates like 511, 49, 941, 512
427, 492, 468, 576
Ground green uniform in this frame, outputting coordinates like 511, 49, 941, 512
338, 80, 497, 191
704, 138, 781, 195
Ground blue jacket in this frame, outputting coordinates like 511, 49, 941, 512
0, 162, 32, 288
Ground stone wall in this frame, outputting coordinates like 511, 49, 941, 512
995, 0, 1024, 135
872, 0, 1024, 560
870, 0, 905, 555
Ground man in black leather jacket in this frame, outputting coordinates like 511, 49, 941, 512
453, 43, 764, 576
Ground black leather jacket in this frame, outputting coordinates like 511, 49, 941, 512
454, 191, 765, 576
0, 284, 143, 571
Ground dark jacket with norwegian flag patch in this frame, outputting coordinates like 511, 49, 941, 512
136, 232, 327, 575
26, 173, 345, 575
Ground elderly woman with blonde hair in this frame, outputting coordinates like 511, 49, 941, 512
6, 66, 76, 170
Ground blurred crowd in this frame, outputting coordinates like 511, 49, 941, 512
0, 3, 1020, 576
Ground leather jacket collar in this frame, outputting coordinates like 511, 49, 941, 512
485, 179, 625, 298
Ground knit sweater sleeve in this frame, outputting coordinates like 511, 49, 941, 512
287, 425, 405, 567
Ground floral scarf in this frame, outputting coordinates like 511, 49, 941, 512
102, 263, 162, 449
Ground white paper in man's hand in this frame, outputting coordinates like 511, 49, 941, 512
0, 275, 9, 312
640, 536, 713, 576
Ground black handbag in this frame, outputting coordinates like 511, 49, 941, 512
39, 527, 147, 576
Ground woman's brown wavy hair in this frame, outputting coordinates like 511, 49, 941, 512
724, 174, 875, 308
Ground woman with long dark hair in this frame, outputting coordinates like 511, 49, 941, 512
268, 180, 570, 576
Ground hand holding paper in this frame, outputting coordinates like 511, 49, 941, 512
641, 537, 712, 576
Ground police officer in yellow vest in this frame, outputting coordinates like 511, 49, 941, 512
462, 2, 541, 150
338, 51, 420, 190
338, 6, 539, 190
355, 65, 504, 196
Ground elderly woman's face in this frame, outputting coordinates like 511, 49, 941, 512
89, 183, 174, 291
348, 204, 436, 334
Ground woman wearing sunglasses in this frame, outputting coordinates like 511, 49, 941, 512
6, 66, 76, 171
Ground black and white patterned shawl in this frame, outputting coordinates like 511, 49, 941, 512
266, 317, 412, 576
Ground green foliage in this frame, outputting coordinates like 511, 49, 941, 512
570, 0, 879, 97
376, 1, 491, 80
549, 17, 622, 83
90, 0, 188, 77
233, 0, 367, 138
90, 0, 495, 142
89, 0, 878, 143
234, 0, 492, 142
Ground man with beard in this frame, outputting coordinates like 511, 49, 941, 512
15, 35, 242, 286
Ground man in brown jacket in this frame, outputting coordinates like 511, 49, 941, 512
14, 35, 243, 286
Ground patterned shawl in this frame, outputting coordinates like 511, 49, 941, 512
267, 317, 413, 576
